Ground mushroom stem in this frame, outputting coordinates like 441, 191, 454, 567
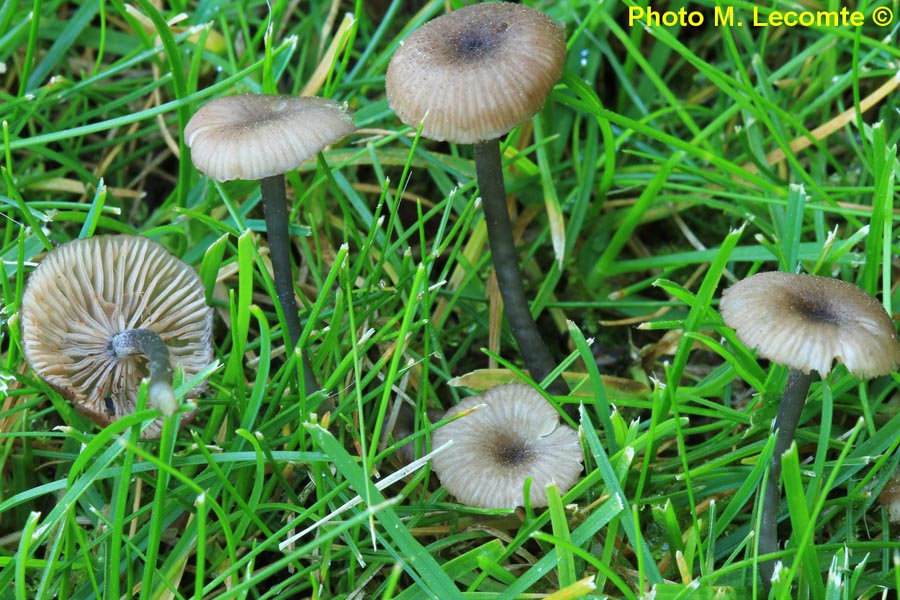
259, 174, 320, 397
474, 139, 568, 395
758, 368, 813, 589
110, 328, 176, 415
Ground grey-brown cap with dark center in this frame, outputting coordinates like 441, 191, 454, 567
386, 2, 566, 144
20, 235, 214, 438
720, 271, 900, 378
183, 94, 356, 182
431, 383, 582, 508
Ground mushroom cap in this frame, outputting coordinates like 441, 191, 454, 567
720, 271, 900, 378
183, 94, 356, 182
385, 2, 566, 144
431, 383, 582, 508
20, 235, 214, 437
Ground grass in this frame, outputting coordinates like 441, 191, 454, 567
2, 0, 900, 597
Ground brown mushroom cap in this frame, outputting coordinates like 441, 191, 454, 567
720, 271, 900, 378
431, 383, 582, 508
20, 235, 214, 437
183, 94, 356, 182
386, 2, 566, 144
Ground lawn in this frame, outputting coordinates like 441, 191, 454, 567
2, 0, 900, 598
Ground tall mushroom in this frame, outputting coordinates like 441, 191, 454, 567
184, 94, 355, 397
20, 235, 214, 438
386, 3, 568, 394
431, 383, 582, 508
720, 271, 900, 586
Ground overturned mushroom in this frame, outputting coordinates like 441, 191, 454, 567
20, 235, 214, 437
431, 383, 582, 508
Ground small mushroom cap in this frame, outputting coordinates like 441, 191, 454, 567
720, 271, 900, 378
431, 383, 582, 508
386, 2, 566, 144
184, 94, 356, 182
20, 235, 214, 437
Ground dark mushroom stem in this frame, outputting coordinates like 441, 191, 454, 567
260, 175, 320, 398
110, 328, 175, 414
759, 368, 813, 589
474, 139, 568, 396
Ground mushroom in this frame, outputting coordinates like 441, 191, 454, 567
431, 383, 582, 508
386, 3, 568, 394
720, 271, 900, 584
19, 235, 214, 438
184, 94, 355, 396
